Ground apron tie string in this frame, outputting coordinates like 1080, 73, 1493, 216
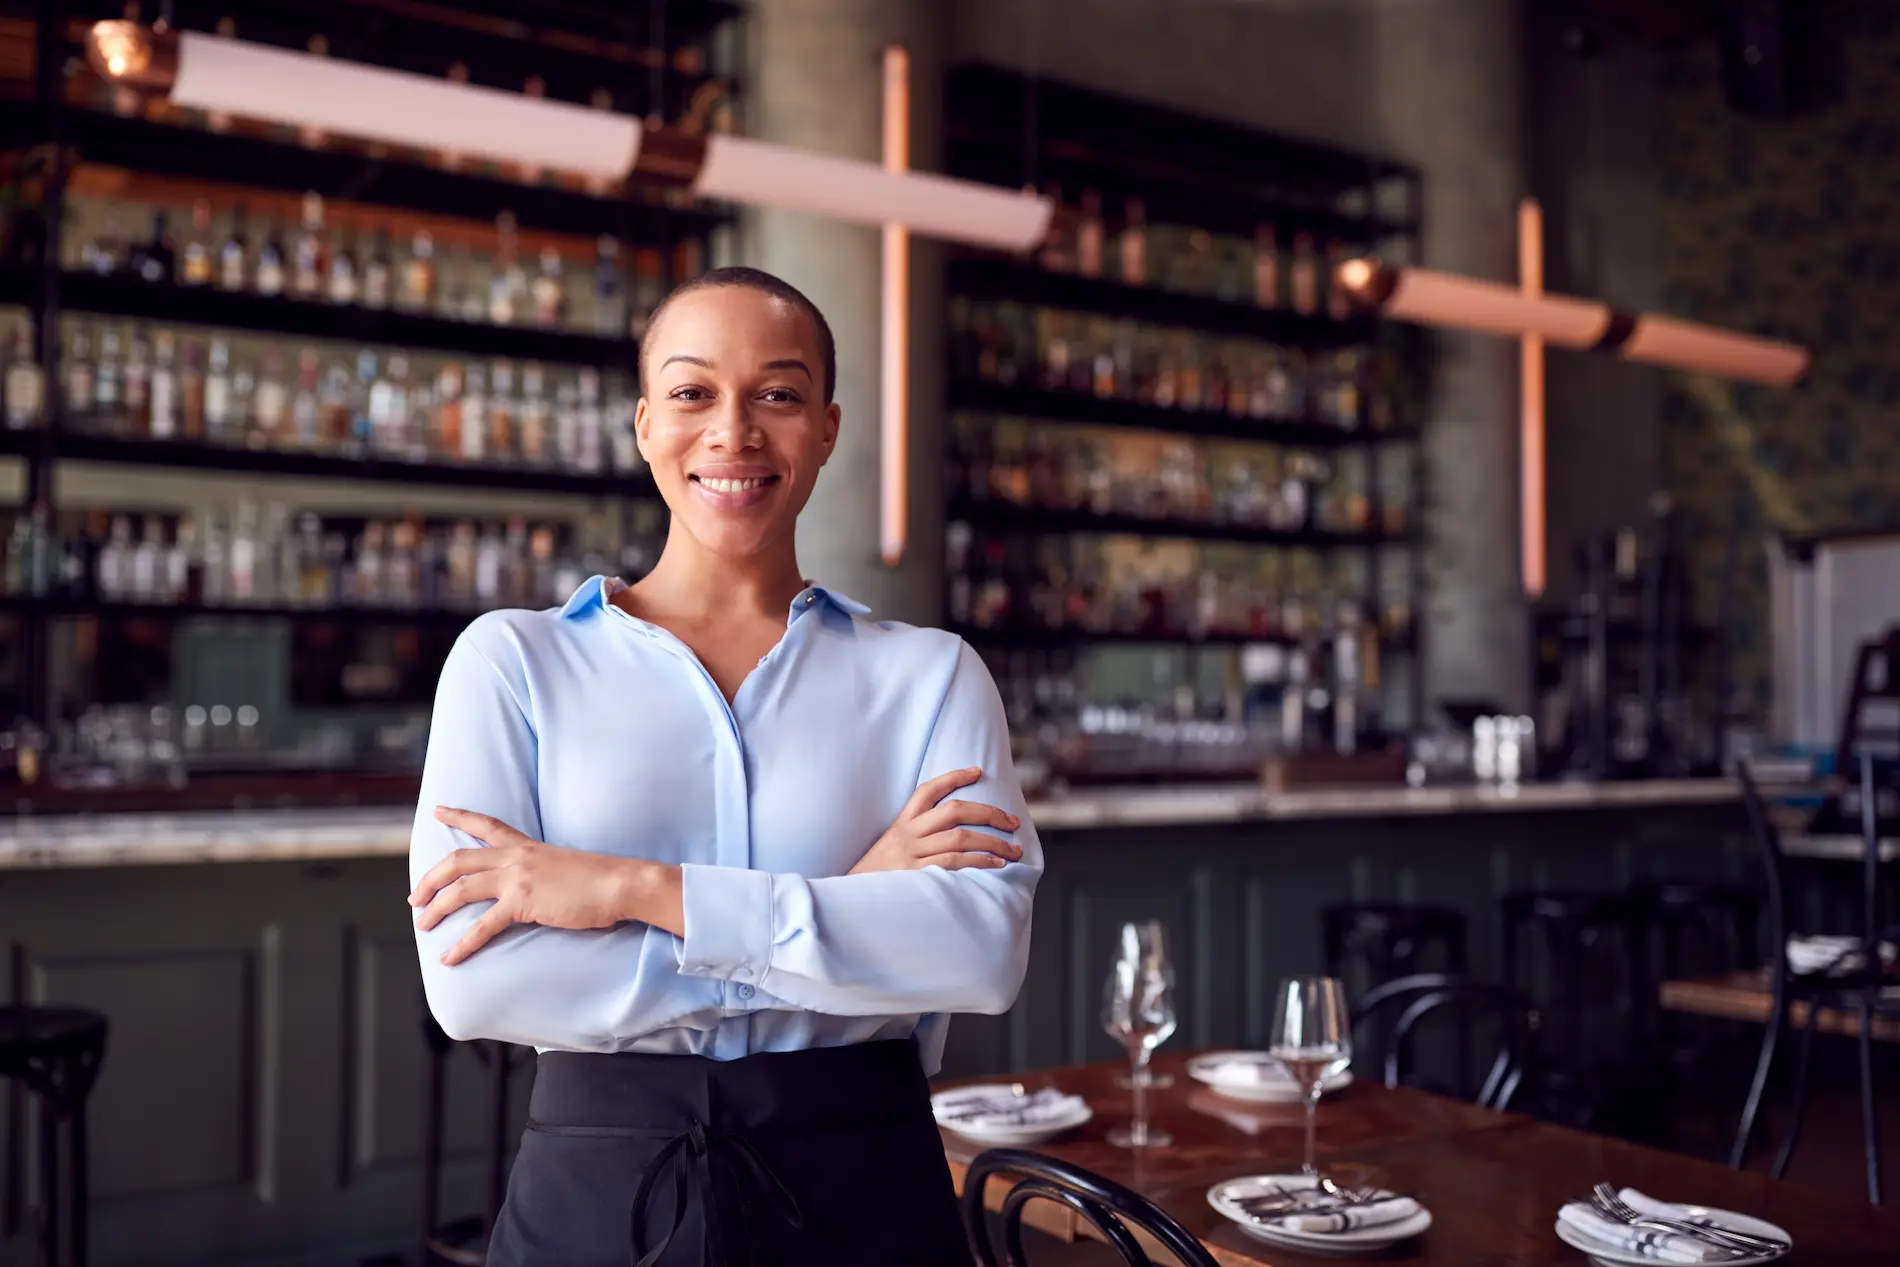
629, 1119, 806, 1267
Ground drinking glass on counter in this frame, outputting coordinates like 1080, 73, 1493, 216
1101, 919, 1178, 1147
1269, 975, 1352, 1175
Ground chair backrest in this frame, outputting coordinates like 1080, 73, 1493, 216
962, 1148, 1219, 1267
1735, 760, 1795, 964
1835, 627, 1900, 778
1352, 973, 1535, 1111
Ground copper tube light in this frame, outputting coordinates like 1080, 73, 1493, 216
879, 45, 910, 568
1519, 198, 1547, 600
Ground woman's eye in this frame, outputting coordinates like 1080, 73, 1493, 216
760, 388, 802, 405
670, 386, 710, 402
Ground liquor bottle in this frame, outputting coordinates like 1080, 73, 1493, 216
519, 363, 549, 465
128, 211, 175, 283
362, 226, 393, 309
349, 350, 378, 452
462, 364, 488, 461
318, 354, 351, 448
255, 217, 288, 296
327, 226, 359, 305
1118, 199, 1148, 287
553, 380, 579, 472
474, 521, 504, 606
167, 517, 198, 602
64, 323, 94, 423
1037, 185, 1071, 273
290, 348, 321, 449
401, 229, 435, 312
218, 204, 249, 291
93, 325, 123, 431
606, 384, 637, 474
592, 237, 626, 337
1076, 190, 1104, 279
1290, 232, 1319, 315
130, 517, 163, 601
228, 498, 259, 603
148, 329, 178, 439
370, 353, 403, 454
487, 359, 516, 461
251, 349, 288, 448
457, 248, 486, 323
435, 363, 464, 458
292, 192, 327, 299
3, 331, 42, 431
203, 337, 232, 440
1254, 225, 1280, 308
532, 247, 564, 328
180, 200, 214, 286
82, 207, 127, 275
180, 339, 205, 440
575, 369, 604, 473
97, 515, 133, 601
123, 326, 151, 434
489, 213, 523, 325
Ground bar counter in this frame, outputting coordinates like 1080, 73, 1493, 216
0, 776, 1739, 869
0, 776, 1751, 1267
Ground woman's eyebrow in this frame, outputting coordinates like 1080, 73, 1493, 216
761, 359, 812, 380
660, 354, 714, 371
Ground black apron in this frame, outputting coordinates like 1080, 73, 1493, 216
486, 1039, 970, 1267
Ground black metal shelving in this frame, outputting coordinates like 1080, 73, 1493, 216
947, 256, 1377, 349
949, 496, 1406, 551
0, 594, 498, 629
951, 623, 1418, 653
947, 380, 1417, 449
46, 431, 659, 496
49, 270, 640, 368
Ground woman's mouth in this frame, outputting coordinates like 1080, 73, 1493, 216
688, 473, 781, 509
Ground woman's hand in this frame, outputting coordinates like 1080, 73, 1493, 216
411, 807, 673, 965
850, 767, 1024, 875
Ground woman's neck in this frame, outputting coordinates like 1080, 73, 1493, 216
625, 529, 808, 624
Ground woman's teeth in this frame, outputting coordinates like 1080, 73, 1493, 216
697, 477, 771, 493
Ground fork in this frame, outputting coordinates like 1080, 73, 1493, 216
1591, 1184, 1789, 1257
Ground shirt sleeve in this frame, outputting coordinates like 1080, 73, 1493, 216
410, 625, 680, 1049
674, 639, 1043, 1016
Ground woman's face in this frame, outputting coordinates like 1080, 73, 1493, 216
636, 285, 840, 559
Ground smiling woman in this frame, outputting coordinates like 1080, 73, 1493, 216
405, 268, 1042, 1266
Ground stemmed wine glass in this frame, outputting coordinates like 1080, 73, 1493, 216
1101, 920, 1177, 1148
1269, 976, 1352, 1175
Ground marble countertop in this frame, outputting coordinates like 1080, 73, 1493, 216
0, 777, 1740, 871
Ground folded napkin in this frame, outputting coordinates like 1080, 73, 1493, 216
1787, 934, 1896, 977
1198, 1054, 1291, 1084
1558, 1201, 1724, 1263
934, 1086, 1085, 1128
1242, 1177, 1419, 1235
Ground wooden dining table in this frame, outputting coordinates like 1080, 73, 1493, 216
938, 1051, 1900, 1264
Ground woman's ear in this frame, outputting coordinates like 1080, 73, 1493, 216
821, 401, 841, 461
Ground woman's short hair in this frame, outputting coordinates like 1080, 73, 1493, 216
639, 266, 838, 404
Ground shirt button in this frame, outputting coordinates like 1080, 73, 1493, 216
737, 984, 755, 1000
804, 594, 816, 605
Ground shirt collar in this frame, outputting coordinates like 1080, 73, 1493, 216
559, 575, 869, 622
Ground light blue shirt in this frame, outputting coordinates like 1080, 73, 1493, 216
409, 574, 1042, 1075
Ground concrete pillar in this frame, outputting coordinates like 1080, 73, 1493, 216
1371, 0, 1531, 713
740, 0, 947, 625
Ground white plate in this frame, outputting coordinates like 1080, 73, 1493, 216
1187, 1051, 1354, 1102
1208, 1175, 1431, 1255
931, 1085, 1093, 1147
1554, 1203, 1791, 1266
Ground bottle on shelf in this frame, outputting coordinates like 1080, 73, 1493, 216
1253, 225, 1280, 309
520, 363, 550, 465
292, 192, 328, 299
532, 247, 565, 329
255, 216, 288, 296
1117, 199, 1148, 287
1075, 191, 1104, 279
251, 349, 288, 448
129, 211, 175, 284
1289, 232, 1319, 316
1326, 241, 1354, 321
400, 229, 435, 312
181, 200, 214, 287
489, 212, 524, 326
180, 338, 206, 440
462, 364, 488, 462
4, 330, 43, 431
327, 223, 359, 305
64, 323, 94, 421
217, 203, 249, 291
123, 326, 152, 435
592, 237, 626, 337
148, 328, 178, 439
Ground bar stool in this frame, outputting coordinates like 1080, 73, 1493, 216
1322, 903, 1469, 994
419, 1001, 533, 1266
0, 1004, 108, 1267
1498, 889, 1643, 1129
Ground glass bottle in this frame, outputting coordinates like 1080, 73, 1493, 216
4, 330, 43, 431
532, 247, 564, 328
203, 337, 232, 441
461, 364, 488, 462
487, 359, 516, 462
122, 326, 151, 436
289, 347, 321, 450
519, 363, 549, 466
218, 203, 249, 291
180, 200, 214, 286
435, 364, 464, 459
1076, 190, 1104, 279
255, 216, 288, 296
488, 212, 523, 326
180, 338, 205, 440
327, 224, 359, 305
1290, 232, 1320, 315
129, 211, 175, 284
591, 236, 626, 337
362, 226, 392, 310
64, 323, 94, 424
147, 329, 178, 439
1118, 199, 1148, 287
1254, 225, 1280, 309
292, 192, 327, 299
401, 229, 435, 312
251, 350, 289, 448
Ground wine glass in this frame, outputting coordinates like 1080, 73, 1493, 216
1101, 920, 1178, 1147
1269, 976, 1352, 1175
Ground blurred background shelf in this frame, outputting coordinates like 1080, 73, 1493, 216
948, 380, 1417, 448
949, 496, 1407, 549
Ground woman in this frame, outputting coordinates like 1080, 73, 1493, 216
406, 266, 1040, 1267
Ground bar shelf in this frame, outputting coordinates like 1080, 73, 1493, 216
948, 380, 1418, 448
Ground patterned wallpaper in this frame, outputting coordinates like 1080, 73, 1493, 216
1659, 3, 1900, 716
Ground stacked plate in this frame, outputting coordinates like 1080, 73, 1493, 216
1187, 1050, 1353, 1102
1556, 1190, 1791, 1265
1208, 1174, 1430, 1255
930, 1084, 1092, 1146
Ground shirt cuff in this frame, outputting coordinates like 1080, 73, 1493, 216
675, 863, 773, 984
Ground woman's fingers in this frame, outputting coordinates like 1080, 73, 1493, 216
900, 767, 984, 820
414, 871, 500, 931
432, 806, 533, 848
913, 798, 1021, 837
410, 845, 502, 906
442, 906, 515, 966
916, 851, 1010, 872
919, 828, 1023, 862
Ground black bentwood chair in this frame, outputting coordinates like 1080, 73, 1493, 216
1352, 972, 1537, 1111
963, 1149, 1219, 1267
